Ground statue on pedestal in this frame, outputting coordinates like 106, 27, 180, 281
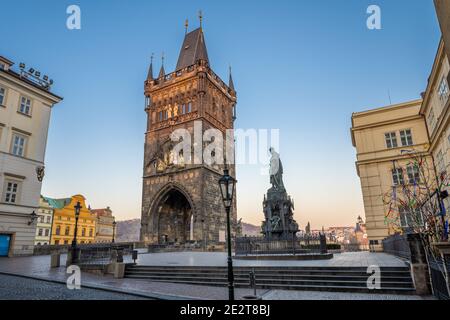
261, 148, 299, 240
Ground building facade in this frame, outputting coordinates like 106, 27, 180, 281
140, 23, 237, 245
48, 195, 96, 245
351, 100, 432, 248
91, 207, 115, 243
0, 56, 62, 256
34, 196, 53, 245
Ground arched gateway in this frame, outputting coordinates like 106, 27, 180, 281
150, 186, 195, 244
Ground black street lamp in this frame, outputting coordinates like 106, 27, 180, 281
219, 167, 236, 301
71, 201, 82, 264
112, 220, 117, 243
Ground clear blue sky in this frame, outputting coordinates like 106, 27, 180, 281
1, 0, 441, 228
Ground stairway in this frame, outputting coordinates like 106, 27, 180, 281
124, 265, 416, 294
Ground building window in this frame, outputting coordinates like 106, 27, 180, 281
11, 134, 27, 157
436, 150, 446, 174
89, 229, 93, 237
65, 226, 70, 236
18, 96, 31, 115
385, 132, 398, 149
399, 129, 413, 146
392, 168, 404, 186
55, 226, 61, 236
54, 240, 59, 245
187, 102, 192, 113
0, 63, 5, 70
0, 87, 5, 106
438, 75, 449, 104
38, 229, 43, 236
158, 111, 163, 122
45, 229, 49, 237
427, 109, 437, 132
64, 240, 68, 245
399, 207, 424, 228
46, 216, 51, 223
163, 110, 168, 120
3, 180, 20, 204
406, 165, 420, 184
39, 215, 44, 223
82, 228, 86, 237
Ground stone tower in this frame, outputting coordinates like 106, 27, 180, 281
140, 23, 237, 246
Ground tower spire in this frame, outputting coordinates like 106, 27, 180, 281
199, 10, 203, 29
158, 52, 165, 78
147, 53, 154, 80
185, 19, 189, 34
228, 65, 235, 91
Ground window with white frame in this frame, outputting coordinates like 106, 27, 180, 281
438, 75, 449, 104
436, 150, 446, 174
427, 109, 437, 132
0, 87, 5, 106
399, 206, 424, 228
18, 96, 31, 115
385, 132, 398, 149
406, 164, 420, 184
400, 129, 413, 146
11, 133, 27, 157
392, 168, 404, 185
3, 180, 20, 204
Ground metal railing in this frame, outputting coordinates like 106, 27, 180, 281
382, 233, 411, 260
428, 256, 450, 300
235, 236, 333, 256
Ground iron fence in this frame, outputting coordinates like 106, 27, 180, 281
382, 233, 411, 260
235, 236, 331, 256
428, 256, 450, 300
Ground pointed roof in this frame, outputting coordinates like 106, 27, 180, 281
228, 67, 235, 91
158, 64, 165, 78
176, 28, 209, 71
147, 56, 154, 80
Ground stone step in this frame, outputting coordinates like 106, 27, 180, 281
124, 274, 414, 288
124, 265, 415, 294
125, 270, 411, 282
127, 265, 410, 272
122, 277, 416, 294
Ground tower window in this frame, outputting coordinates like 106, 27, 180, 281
11, 134, 27, 157
3, 180, 20, 204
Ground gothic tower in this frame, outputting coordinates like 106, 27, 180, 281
140, 22, 237, 246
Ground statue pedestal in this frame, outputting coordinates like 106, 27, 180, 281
262, 187, 298, 240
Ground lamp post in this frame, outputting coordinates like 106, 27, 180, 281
71, 202, 82, 264
219, 167, 236, 301
112, 220, 117, 243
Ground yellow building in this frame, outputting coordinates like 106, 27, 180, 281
420, 39, 450, 179
46, 195, 96, 245
351, 100, 432, 249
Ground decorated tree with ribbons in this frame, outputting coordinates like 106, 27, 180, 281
382, 150, 449, 247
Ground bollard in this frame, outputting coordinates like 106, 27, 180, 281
132, 250, 138, 264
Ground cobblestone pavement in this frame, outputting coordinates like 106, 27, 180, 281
0, 252, 430, 300
261, 290, 434, 300
0, 274, 148, 300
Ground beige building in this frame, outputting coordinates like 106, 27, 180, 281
420, 39, 450, 177
91, 207, 116, 243
351, 100, 432, 248
0, 56, 62, 256
34, 196, 53, 245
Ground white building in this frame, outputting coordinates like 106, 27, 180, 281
35, 196, 53, 246
0, 56, 62, 256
